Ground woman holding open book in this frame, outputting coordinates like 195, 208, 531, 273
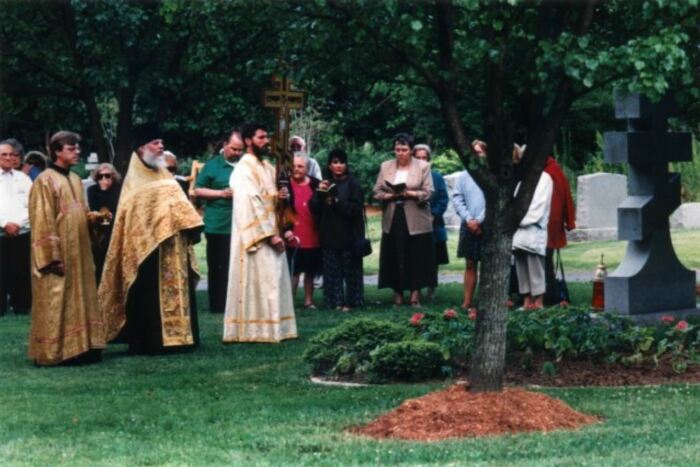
373, 133, 436, 307
309, 148, 365, 311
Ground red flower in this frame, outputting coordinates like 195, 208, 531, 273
559, 300, 570, 308
443, 308, 458, 320
410, 313, 425, 326
660, 315, 676, 325
468, 308, 478, 321
675, 320, 688, 331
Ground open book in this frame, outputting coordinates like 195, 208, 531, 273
385, 180, 407, 193
316, 183, 337, 194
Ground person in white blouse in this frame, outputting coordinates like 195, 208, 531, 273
0, 140, 33, 315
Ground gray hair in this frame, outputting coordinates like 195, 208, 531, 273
0, 138, 24, 159
91, 162, 122, 184
413, 144, 432, 160
163, 150, 177, 162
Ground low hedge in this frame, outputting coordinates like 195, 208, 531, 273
366, 341, 447, 383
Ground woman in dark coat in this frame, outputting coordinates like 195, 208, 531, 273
309, 149, 365, 311
86, 163, 122, 284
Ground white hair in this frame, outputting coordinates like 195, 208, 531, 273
413, 144, 432, 158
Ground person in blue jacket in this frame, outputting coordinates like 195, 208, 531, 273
413, 144, 448, 300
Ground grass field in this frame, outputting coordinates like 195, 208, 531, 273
195, 221, 700, 277
2, 283, 700, 465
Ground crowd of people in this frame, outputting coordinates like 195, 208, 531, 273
0, 123, 575, 366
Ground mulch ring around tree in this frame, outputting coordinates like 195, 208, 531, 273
346, 355, 700, 441
350, 383, 600, 441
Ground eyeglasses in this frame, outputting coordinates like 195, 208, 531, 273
166, 166, 177, 173
97, 173, 112, 180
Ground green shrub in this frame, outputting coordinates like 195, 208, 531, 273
302, 318, 408, 376
406, 309, 475, 365
506, 306, 657, 361
366, 341, 447, 384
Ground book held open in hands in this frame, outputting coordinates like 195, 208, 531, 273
385, 180, 407, 193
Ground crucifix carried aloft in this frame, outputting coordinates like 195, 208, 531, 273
262, 75, 307, 231
263, 75, 307, 171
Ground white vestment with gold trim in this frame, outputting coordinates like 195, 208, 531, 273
223, 153, 297, 342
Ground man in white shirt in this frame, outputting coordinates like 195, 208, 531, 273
0, 140, 33, 315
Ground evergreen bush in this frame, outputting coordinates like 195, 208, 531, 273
366, 341, 447, 384
302, 318, 409, 376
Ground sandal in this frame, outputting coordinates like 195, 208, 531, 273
303, 304, 317, 310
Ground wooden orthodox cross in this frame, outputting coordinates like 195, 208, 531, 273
262, 75, 306, 166
262, 75, 306, 231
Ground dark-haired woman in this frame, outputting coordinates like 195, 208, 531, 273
309, 149, 365, 311
373, 133, 435, 307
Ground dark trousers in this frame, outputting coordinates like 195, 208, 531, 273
322, 249, 364, 308
205, 233, 231, 313
544, 247, 558, 305
0, 233, 31, 315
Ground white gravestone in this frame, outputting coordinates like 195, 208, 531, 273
568, 172, 627, 241
670, 202, 700, 230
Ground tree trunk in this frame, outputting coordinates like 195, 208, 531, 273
81, 89, 111, 163
113, 84, 137, 175
469, 185, 514, 392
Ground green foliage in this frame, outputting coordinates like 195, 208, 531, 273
431, 149, 464, 176
302, 318, 408, 376
407, 309, 475, 366
654, 317, 700, 373
366, 341, 447, 384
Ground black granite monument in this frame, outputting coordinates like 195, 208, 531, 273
603, 92, 697, 321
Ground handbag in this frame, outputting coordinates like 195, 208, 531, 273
553, 249, 570, 303
353, 208, 373, 258
544, 249, 571, 305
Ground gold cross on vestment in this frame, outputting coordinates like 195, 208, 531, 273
262, 75, 306, 158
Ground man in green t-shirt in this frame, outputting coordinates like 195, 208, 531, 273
194, 130, 244, 313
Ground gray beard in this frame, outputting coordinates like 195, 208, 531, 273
142, 149, 166, 169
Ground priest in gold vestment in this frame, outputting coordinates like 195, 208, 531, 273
223, 123, 297, 342
28, 131, 106, 366
100, 123, 203, 354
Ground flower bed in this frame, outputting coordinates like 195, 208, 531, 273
304, 306, 700, 384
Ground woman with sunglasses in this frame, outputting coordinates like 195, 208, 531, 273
87, 163, 122, 283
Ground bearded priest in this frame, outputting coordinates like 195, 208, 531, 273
223, 122, 297, 343
100, 123, 204, 355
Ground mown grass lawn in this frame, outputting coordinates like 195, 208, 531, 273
2, 283, 700, 465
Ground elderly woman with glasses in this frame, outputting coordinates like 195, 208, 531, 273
87, 163, 122, 283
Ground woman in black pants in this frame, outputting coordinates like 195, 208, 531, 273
309, 149, 365, 311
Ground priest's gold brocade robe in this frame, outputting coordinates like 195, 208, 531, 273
100, 154, 203, 347
223, 154, 297, 343
28, 167, 105, 365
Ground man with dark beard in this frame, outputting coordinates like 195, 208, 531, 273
99, 122, 204, 354
222, 122, 296, 343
